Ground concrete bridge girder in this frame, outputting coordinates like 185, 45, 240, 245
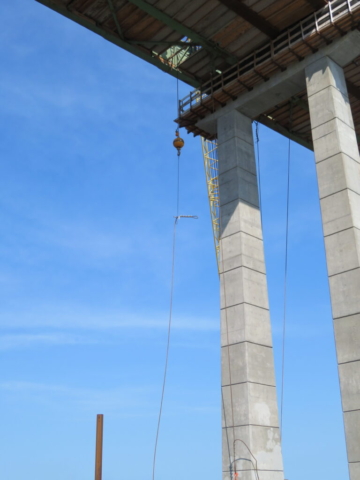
196, 30, 360, 137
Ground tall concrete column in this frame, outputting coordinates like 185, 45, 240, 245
218, 110, 284, 480
306, 56, 360, 480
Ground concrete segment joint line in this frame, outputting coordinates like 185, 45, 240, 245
307, 83, 351, 100
220, 301, 269, 312
338, 358, 360, 366
325, 225, 360, 239
219, 164, 258, 178
222, 424, 280, 429
221, 340, 273, 348
320, 187, 360, 201
218, 135, 254, 148
223, 469, 283, 473
220, 198, 259, 210
219, 197, 261, 210
316, 152, 360, 166
220, 229, 263, 242
312, 114, 356, 136
222, 380, 276, 388
329, 266, 360, 278
220, 264, 267, 276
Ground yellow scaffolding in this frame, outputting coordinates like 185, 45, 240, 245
201, 137, 220, 274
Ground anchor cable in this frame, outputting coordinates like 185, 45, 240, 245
255, 121, 263, 224
280, 132, 292, 437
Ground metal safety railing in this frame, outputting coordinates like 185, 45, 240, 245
180, 0, 360, 114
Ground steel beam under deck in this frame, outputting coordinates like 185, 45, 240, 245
36, 0, 201, 88
125, 0, 239, 66
217, 0, 280, 39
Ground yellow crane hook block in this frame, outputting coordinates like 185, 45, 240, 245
173, 130, 184, 156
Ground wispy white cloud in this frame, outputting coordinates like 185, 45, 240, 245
0, 191, 172, 269
0, 305, 218, 332
0, 380, 156, 415
0, 380, 218, 417
33, 218, 134, 261
0, 332, 96, 351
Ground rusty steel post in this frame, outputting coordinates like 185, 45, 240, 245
94, 414, 104, 480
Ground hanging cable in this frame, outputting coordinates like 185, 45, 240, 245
255, 121, 263, 224
152, 75, 197, 480
152, 213, 178, 480
233, 440, 260, 480
280, 111, 292, 437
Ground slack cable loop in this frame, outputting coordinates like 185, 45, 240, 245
232, 439, 260, 480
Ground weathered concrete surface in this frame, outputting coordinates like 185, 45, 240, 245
198, 30, 360, 136
306, 56, 360, 480
218, 110, 284, 480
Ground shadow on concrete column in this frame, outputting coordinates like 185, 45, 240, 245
218, 110, 285, 480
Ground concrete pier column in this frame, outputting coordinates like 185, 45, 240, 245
218, 110, 284, 480
306, 56, 360, 480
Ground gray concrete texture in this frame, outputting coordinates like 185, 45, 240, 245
221, 425, 283, 477
220, 303, 273, 348
218, 110, 284, 480
350, 462, 360, 480
306, 56, 360, 480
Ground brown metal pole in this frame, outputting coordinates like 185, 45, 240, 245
95, 414, 104, 480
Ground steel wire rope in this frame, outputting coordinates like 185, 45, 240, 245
152, 73, 186, 480
255, 122, 263, 224
280, 116, 292, 438
233, 440, 260, 480
221, 388, 232, 470
152, 214, 178, 480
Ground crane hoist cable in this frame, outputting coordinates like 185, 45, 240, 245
152, 75, 196, 480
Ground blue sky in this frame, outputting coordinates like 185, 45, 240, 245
0, 1, 349, 479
